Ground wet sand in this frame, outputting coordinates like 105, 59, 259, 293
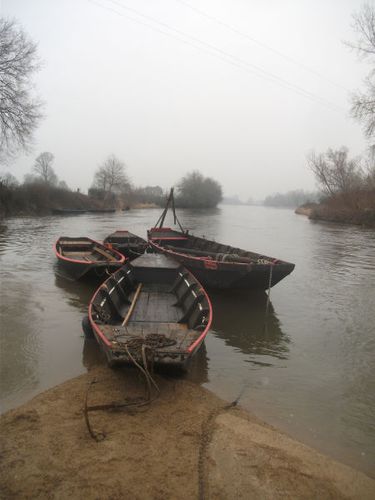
1, 366, 374, 499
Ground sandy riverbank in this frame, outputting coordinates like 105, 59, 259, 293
1, 366, 374, 499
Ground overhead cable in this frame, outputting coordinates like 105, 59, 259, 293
88, 0, 346, 113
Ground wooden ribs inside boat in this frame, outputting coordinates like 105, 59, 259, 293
89, 254, 212, 367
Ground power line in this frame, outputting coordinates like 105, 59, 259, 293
174, 0, 349, 93
87, 0, 346, 113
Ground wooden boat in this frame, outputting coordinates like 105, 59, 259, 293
88, 253, 212, 368
54, 236, 125, 280
52, 208, 87, 215
52, 208, 116, 215
103, 230, 148, 260
87, 208, 116, 213
147, 189, 295, 290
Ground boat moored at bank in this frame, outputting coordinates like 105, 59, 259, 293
88, 253, 212, 369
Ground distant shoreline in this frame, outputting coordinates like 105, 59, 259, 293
0, 203, 161, 218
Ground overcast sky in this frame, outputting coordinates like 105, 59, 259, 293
2, 0, 369, 200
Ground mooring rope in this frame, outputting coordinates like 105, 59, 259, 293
263, 263, 273, 332
83, 336, 166, 441
198, 399, 239, 500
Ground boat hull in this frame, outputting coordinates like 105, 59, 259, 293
103, 230, 148, 261
56, 258, 123, 280
148, 228, 295, 290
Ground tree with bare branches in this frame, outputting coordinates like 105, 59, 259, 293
92, 155, 130, 195
307, 148, 363, 195
347, 4, 375, 141
0, 18, 43, 161
33, 152, 57, 185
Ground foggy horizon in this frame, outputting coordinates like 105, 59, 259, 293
2, 0, 368, 200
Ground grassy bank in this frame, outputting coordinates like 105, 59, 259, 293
0, 181, 166, 217
296, 190, 375, 228
0, 183, 112, 217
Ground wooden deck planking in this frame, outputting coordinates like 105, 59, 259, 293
129, 291, 180, 323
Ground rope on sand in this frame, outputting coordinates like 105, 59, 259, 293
83, 338, 162, 442
198, 393, 243, 500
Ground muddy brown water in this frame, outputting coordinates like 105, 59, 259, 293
0, 205, 374, 475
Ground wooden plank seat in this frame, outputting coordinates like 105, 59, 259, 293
62, 251, 93, 257
59, 240, 91, 246
93, 246, 117, 261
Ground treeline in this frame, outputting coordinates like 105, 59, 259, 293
0, 181, 105, 216
263, 190, 319, 208
302, 5, 375, 227
87, 161, 222, 209
306, 147, 375, 226
0, 154, 223, 216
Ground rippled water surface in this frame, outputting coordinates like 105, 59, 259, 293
0, 206, 374, 475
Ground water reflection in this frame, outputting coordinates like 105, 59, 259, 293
54, 273, 98, 313
82, 338, 107, 369
184, 342, 209, 384
209, 290, 289, 364
166, 207, 222, 238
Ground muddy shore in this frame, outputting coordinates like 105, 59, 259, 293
1, 366, 374, 499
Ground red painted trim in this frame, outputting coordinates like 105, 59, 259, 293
149, 226, 173, 232
149, 236, 188, 241
186, 270, 213, 353
88, 280, 113, 348
54, 237, 125, 265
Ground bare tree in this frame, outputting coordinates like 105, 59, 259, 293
0, 171, 18, 188
58, 180, 70, 191
33, 152, 57, 185
0, 18, 43, 161
92, 155, 130, 194
307, 147, 363, 195
346, 4, 375, 141
347, 3, 375, 58
363, 151, 375, 188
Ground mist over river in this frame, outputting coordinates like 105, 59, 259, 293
0, 205, 374, 475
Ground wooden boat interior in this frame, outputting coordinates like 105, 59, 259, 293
104, 231, 148, 255
57, 238, 119, 262
105, 230, 146, 245
150, 229, 279, 265
91, 255, 210, 352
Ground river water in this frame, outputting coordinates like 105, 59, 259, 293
0, 205, 374, 475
